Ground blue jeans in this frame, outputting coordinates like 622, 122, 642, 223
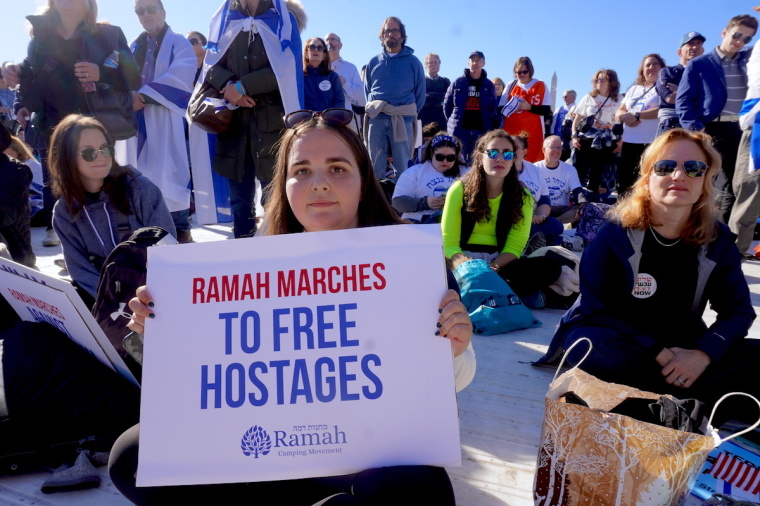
366, 116, 413, 180
531, 216, 564, 246
171, 209, 190, 232
454, 129, 482, 163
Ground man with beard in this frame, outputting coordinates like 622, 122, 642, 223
364, 17, 425, 179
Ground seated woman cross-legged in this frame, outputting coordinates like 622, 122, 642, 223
441, 129, 562, 299
536, 129, 759, 424
108, 109, 475, 505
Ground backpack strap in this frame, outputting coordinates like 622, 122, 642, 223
115, 210, 132, 242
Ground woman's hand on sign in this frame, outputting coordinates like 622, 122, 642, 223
438, 289, 473, 357
127, 285, 154, 334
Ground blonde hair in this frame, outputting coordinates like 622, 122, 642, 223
38, 0, 99, 34
6, 136, 34, 162
610, 129, 721, 246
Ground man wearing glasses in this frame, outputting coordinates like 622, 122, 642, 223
364, 17, 426, 179
125, 0, 197, 243
677, 14, 758, 223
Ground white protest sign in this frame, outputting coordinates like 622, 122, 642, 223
137, 224, 462, 486
0, 257, 137, 386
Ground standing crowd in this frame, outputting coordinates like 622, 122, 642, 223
1, 0, 760, 504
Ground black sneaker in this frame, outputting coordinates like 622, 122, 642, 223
524, 232, 547, 256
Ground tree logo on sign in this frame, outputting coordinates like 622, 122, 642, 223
241, 425, 272, 458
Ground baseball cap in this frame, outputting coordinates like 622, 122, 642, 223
469, 50, 485, 60
681, 31, 706, 46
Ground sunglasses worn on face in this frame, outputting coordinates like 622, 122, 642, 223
485, 149, 515, 161
652, 159, 708, 178
434, 153, 457, 162
307, 44, 325, 52
284, 109, 355, 129
595, 78, 608, 83
135, 5, 160, 16
516, 70, 530, 75
80, 145, 115, 162
189, 38, 202, 46
732, 31, 753, 44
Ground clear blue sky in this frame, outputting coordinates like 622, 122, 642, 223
3, 0, 756, 107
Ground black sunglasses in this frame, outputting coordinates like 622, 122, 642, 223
732, 31, 753, 44
485, 149, 515, 161
652, 159, 708, 178
284, 109, 355, 129
80, 145, 115, 162
434, 153, 457, 162
307, 44, 325, 52
135, 5, 160, 16
188, 38, 202, 46
516, 70, 530, 75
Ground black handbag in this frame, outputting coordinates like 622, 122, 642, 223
187, 80, 232, 134
83, 85, 137, 140
577, 95, 610, 134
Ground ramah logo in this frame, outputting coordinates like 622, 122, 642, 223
241, 425, 272, 458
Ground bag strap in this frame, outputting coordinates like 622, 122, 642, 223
553, 337, 593, 381
709, 392, 760, 443
115, 210, 132, 241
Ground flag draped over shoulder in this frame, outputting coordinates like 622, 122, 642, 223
123, 28, 196, 212
190, 0, 303, 118
740, 47, 759, 173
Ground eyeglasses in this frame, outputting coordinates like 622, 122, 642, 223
732, 31, 753, 44
515, 70, 530, 75
307, 44, 325, 52
595, 78, 608, 83
485, 149, 515, 161
434, 153, 457, 162
384, 28, 401, 36
188, 38, 203, 46
79, 145, 115, 162
134, 5, 160, 16
284, 109, 355, 129
652, 159, 708, 178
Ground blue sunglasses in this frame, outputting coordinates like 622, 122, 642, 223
485, 149, 515, 161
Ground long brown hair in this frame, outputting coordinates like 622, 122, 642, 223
48, 114, 133, 217
635, 54, 666, 85
590, 69, 620, 100
303, 37, 331, 75
461, 129, 525, 225
610, 128, 721, 246
265, 119, 404, 235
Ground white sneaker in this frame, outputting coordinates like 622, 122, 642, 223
42, 229, 60, 247
562, 235, 584, 251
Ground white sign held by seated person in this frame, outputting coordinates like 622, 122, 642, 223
137, 224, 461, 487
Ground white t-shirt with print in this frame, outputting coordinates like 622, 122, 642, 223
574, 93, 621, 129
392, 161, 469, 222
621, 84, 659, 144
535, 160, 582, 206
518, 160, 549, 205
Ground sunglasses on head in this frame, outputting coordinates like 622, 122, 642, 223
80, 145, 115, 162
652, 159, 708, 178
307, 44, 325, 52
284, 109, 355, 129
485, 149, 515, 161
135, 5, 160, 16
516, 70, 530, 75
434, 153, 457, 162
732, 31, 753, 44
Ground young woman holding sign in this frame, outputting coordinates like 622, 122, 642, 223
110, 108, 475, 505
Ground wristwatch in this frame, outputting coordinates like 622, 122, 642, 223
634, 112, 641, 122
490, 262, 500, 272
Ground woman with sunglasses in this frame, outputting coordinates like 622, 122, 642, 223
303, 37, 344, 111
499, 57, 552, 163
49, 114, 174, 305
391, 134, 469, 223
441, 129, 561, 298
111, 108, 474, 505
536, 129, 759, 420
2, 0, 140, 249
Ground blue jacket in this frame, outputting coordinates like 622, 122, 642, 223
364, 46, 426, 115
537, 221, 755, 365
677, 48, 752, 131
303, 66, 345, 111
443, 69, 498, 135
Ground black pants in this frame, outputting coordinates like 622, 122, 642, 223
109, 424, 455, 506
705, 120, 742, 223
499, 256, 563, 297
574, 138, 617, 192
617, 142, 648, 197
